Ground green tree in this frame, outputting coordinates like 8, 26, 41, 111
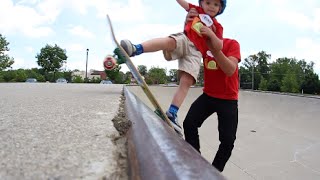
281, 72, 299, 93
104, 65, 121, 83
72, 75, 84, 83
2, 70, 17, 82
168, 69, 178, 82
124, 71, 132, 84
15, 69, 27, 82
255, 51, 271, 80
197, 64, 204, 86
147, 67, 167, 84
301, 72, 320, 94
258, 77, 268, 91
239, 66, 251, 89
36, 44, 67, 81
0, 34, 14, 71
241, 51, 271, 90
137, 65, 147, 76
267, 78, 281, 91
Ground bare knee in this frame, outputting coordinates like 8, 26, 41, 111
179, 72, 195, 87
166, 37, 176, 51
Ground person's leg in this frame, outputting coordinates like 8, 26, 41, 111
166, 71, 194, 129
121, 37, 176, 57
166, 35, 202, 127
183, 93, 216, 152
212, 99, 238, 172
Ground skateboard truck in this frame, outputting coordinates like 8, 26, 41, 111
103, 48, 127, 70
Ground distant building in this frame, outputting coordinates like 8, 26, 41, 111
72, 70, 107, 80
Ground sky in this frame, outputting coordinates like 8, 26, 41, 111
1, 0, 320, 75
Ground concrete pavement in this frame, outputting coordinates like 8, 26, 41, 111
0, 83, 126, 179
127, 86, 320, 180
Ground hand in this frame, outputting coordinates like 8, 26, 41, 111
200, 26, 215, 38
185, 8, 199, 25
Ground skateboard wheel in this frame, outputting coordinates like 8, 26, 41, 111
103, 56, 117, 70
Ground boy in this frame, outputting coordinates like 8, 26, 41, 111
120, 0, 227, 134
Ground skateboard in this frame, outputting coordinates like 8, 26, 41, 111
104, 15, 183, 137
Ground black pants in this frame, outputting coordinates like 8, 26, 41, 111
183, 93, 238, 172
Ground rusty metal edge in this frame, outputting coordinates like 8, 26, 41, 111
124, 87, 227, 180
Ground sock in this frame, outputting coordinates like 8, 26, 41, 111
134, 44, 144, 55
168, 104, 179, 117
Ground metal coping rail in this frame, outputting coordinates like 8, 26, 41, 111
124, 87, 226, 180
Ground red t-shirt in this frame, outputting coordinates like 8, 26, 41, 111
184, 3, 223, 56
203, 39, 241, 100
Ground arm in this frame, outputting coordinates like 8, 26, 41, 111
177, 0, 189, 11
207, 40, 239, 76
184, 8, 199, 27
200, 26, 223, 52
211, 51, 238, 76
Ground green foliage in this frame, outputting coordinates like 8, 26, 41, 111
0, 34, 14, 71
122, 71, 132, 84
147, 66, 167, 84
15, 69, 27, 82
72, 75, 84, 83
89, 77, 101, 83
258, 77, 268, 91
105, 65, 121, 83
197, 65, 204, 86
240, 51, 320, 94
36, 44, 67, 81
3, 70, 17, 82
281, 72, 299, 93
301, 73, 320, 94
168, 69, 178, 82
138, 65, 147, 76
267, 79, 281, 92
0, 72, 3, 82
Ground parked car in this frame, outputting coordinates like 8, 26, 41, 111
25, 78, 37, 83
56, 78, 68, 83
100, 80, 112, 84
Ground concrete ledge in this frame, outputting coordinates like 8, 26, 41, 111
123, 87, 226, 180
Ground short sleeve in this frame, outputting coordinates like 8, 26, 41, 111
226, 40, 241, 62
187, 3, 203, 13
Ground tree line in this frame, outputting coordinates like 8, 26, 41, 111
239, 51, 320, 94
1, 33, 320, 95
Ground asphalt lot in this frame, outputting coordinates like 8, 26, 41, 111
127, 85, 320, 180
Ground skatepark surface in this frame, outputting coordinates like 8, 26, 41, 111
1, 83, 319, 179
127, 86, 320, 180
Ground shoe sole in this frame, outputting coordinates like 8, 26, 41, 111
120, 40, 134, 56
169, 121, 182, 134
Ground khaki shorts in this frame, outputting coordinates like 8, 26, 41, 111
163, 32, 202, 83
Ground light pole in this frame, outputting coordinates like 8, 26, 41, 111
85, 48, 89, 82
252, 61, 254, 90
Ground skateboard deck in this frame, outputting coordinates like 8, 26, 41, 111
104, 15, 183, 137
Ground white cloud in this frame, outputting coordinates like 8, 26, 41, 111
271, 1, 320, 33
25, 47, 34, 53
117, 24, 183, 43
0, 0, 54, 37
68, 26, 95, 38
314, 8, 320, 33
294, 38, 320, 72
11, 57, 39, 69
92, 0, 150, 22
65, 43, 85, 52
